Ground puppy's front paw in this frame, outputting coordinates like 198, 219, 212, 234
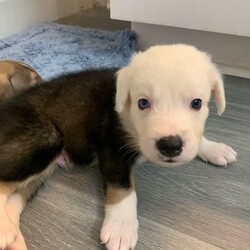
0, 215, 18, 249
100, 191, 138, 250
198, 137, 237, 166
101, 216, 138, 250
6, 230, 27, 250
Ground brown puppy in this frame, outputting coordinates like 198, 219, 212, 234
0, 60, 43, 101
0, 60, 43, 249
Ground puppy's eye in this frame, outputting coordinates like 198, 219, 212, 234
138, 98, 150, 110
191, 99, 202, 110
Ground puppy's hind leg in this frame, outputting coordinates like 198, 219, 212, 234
6, 162, 58, 250
0, 115, 62, 249
6, 193, 27, 250
0, 182, 19, 249
198, 136, 238, 167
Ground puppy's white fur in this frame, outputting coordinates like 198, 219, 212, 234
101, 191, 138, 250
199, 137, 237, 166
116, 44, 236, 167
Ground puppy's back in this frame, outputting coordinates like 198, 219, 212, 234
0, 69, 117, 181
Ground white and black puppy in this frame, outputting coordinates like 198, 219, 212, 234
0, 44, 237, 250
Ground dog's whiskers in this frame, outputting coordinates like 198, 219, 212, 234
117, 140, 139, 164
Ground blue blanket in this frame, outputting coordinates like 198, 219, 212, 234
0, 23, 136, 79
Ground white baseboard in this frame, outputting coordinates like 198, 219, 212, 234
132, 22, 250, 79
218, 64, 250, 79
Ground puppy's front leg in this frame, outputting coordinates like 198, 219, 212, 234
101, 185, 138, 250
198, 136, 237, 166
99, 150, 139, 250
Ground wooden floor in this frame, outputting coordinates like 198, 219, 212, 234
21, 8, 250, 250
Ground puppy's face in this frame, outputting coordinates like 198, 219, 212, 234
116, 44, 225, 166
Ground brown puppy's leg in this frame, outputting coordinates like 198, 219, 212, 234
6, 193, 27, 250
6, 163, 58, 250
0, 182, 19, 249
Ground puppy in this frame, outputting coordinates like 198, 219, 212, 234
0, 60, 43, 101
0, 44, 237, 250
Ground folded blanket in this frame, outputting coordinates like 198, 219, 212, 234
0, 23, 136, 79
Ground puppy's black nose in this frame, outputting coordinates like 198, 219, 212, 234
156, 135, 183, 157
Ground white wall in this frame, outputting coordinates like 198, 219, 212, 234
111, 0, 250, 78
132, 22, 250, 79
0, 0, 94, 39
111, 0, 250, 37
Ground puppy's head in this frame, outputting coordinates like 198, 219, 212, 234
116, 44, 225, 166
0, 60, 43, 101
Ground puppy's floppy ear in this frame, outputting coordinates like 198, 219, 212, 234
115, 66, 130, 113
209, 65, 226, 116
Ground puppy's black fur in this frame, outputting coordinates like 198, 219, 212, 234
0, 69, 138, 189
